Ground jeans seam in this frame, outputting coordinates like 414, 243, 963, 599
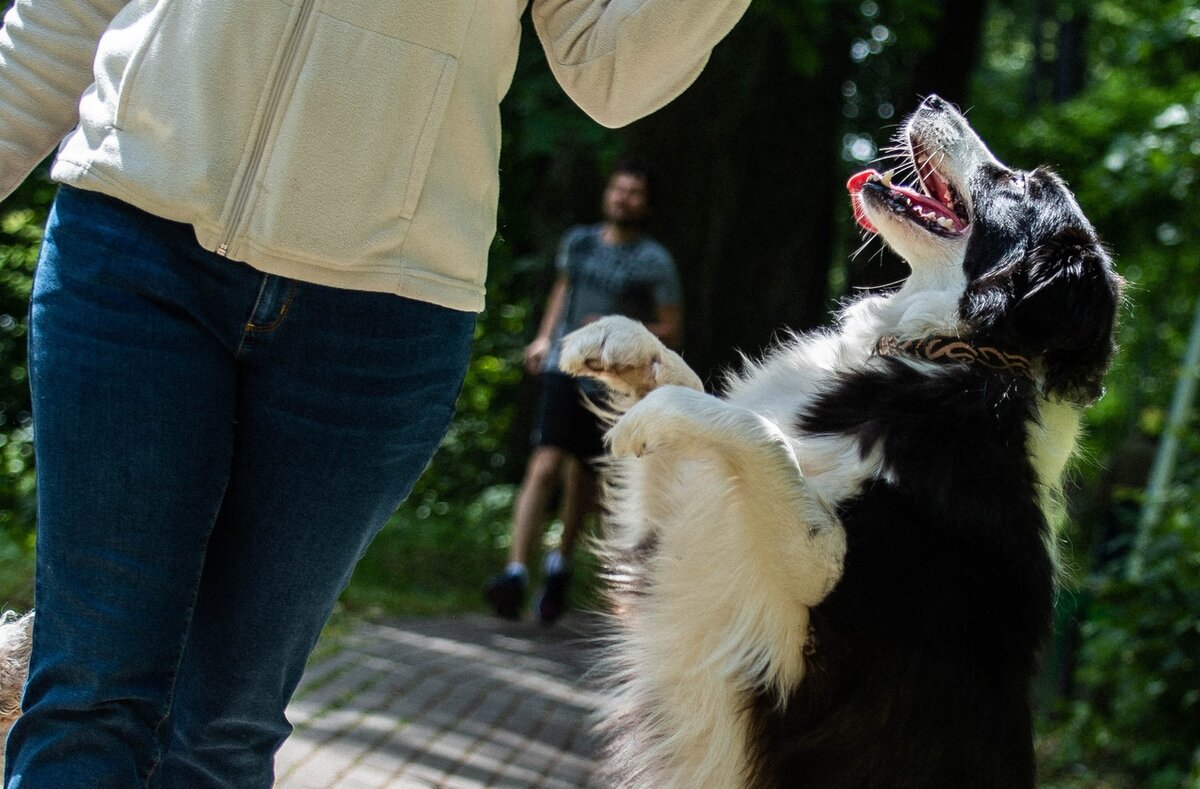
244, 282, 299, 334
141, 557, 208, 787
234, 276, 271, 357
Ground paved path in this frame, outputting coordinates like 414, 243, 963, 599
274, 613, 606, 788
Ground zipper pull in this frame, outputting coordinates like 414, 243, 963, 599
216, 243, 229, 257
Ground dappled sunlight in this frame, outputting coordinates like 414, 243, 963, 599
276, 615, 604, 788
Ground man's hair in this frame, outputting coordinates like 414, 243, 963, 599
611, 159, 656, 207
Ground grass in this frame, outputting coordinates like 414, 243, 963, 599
339, 482, 605, 619
0, 528, 33, 613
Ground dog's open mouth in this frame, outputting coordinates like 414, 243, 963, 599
847, 140, 969, 237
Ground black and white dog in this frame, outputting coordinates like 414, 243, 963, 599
559, 95, 1123, 788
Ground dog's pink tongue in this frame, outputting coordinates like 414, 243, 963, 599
847, 170, 879, 233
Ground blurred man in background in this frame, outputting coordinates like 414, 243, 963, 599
485, 161, 683, 624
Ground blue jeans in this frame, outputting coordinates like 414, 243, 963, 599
5, 186, 475, 787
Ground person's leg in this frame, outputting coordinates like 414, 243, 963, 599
509, 444, 568, 566
534, 459, 594, 625
535, 376, 607, 623
486, 371, 590, 619
484, 443, 566, 619
557, 457, 597, 560
5, 188, 252, 787
149, 282, 473, 787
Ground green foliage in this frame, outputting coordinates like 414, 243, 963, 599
344, 485, 519, 616
1054, 426, 1200, 787
406, 248, 533, 508
1042, 493, 1200, 788
972, 2, 1200, 784
344, 483, 604, 618
0, 170, 51, 609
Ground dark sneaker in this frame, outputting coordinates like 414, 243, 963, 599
536, 569, 572, 624
484, 572, 526, 620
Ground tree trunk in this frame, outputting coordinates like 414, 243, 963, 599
1054, 11, 1089, 103
618, 9, 861, 383
901, 0, 989, 118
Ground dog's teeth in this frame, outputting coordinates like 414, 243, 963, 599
937, 217, 955, 229
881, 169, 895, 186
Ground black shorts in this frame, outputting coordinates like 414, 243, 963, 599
530, 372, 606, 465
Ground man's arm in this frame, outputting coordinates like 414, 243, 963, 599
525, 273, 570, 374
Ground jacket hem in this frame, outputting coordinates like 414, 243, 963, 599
50, 161, 485, 313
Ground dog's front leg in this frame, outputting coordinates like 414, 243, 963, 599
559, 315, 703, 404
613, 385, 846, 694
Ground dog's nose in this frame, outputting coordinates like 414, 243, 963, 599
923, 94, 948, 111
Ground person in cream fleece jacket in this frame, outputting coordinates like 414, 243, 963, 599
0, 0, 750, 784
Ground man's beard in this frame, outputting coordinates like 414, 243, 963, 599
608, 214, 648, 231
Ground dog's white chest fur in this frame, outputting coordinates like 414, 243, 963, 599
558, 289, 976, 786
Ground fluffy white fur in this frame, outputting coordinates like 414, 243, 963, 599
0, 610, 32, 765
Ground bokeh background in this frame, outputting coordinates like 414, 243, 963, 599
0, 1, 1197, 785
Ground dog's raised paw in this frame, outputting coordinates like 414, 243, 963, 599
608, 385, 706, 458
608, 403, 655, 458
560, 316, 665, 396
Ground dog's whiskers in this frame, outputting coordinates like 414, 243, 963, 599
852, 273, 909, 292
850, 235, 879, 261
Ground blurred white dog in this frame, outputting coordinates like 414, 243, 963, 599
0, 610, 32, 765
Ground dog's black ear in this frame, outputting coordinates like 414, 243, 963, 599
960, 249, 1024, 336
1009, 227, 1123, 403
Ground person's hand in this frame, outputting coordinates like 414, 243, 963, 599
524, 336, 551, 374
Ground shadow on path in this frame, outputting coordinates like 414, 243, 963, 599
275, 613, 606, 788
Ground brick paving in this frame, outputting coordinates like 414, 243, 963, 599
274, 613, 606, 788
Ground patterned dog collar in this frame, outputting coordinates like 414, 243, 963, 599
874, 335, 1035, 380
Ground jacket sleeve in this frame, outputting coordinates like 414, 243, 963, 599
531, 0, 751, 129
0, 0, 127, 201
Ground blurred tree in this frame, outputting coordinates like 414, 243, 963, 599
0, 171, 50, 538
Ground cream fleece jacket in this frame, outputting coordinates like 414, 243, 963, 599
0, 0, 750, 312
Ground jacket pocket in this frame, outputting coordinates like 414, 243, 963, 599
94, 0, 177, 131
81, 0, 293, 210
246, 12, 459, 263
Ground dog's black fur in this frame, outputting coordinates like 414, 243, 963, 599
749, 369, 1052, 786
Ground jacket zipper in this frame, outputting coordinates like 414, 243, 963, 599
216, 0, 319, 257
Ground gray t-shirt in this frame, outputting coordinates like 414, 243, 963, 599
544, 224, 682, 372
